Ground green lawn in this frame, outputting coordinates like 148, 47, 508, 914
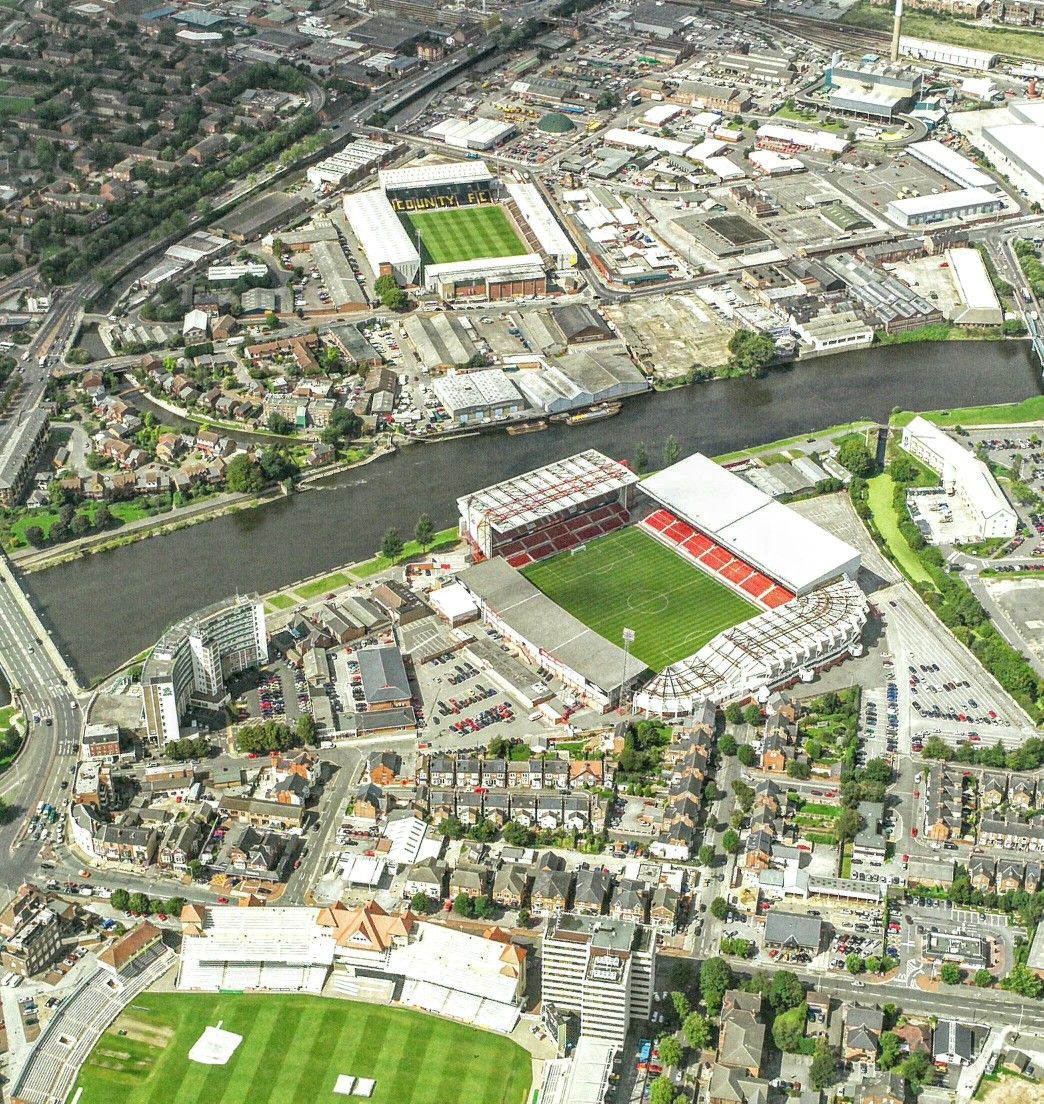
0, 95, 32, 118
267, 593, 297, 610
295, 571, 352, 600
891, 396, 1044, 429
866, 473, 935, 587
522, 526, 758, 671
403, 206, 527, 265
70, 992, 531, 1104
841, 0, 1044, 60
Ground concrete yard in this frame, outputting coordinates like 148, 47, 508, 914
603, 294, 733, 378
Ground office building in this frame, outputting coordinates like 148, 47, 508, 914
541, 914, 655, 1045
141, 596, 268, 745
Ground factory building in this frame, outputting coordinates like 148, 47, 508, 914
886, 187, 1003, 228
424, 117, 517, 151
899, 36, 998, 70
906, 140, 1000, 193
823, 59, 922, 119
431, 369, 525, 425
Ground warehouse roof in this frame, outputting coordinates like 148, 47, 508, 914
357, 644, 411, 705
432, 369, 522, 413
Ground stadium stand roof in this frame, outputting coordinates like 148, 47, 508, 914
424, 254, 546, 287
641, 454, 860, 594
504, 179, 577, 268
341, 190, 420, 283
459, 557, 643, 696
458, 449, 637, 538
634, 577, 868, 714
378, 160, 494, 192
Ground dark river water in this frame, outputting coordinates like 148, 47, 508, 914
23, 339, 1042, 682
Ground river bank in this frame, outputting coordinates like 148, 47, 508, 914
22, 338, 1042, 684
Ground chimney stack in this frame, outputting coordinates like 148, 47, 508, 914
890, 0, 903, 63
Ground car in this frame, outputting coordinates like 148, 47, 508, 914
217, 896, 229, 904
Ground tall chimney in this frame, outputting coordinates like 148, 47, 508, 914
891, 0, 903, 63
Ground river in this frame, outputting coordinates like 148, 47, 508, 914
23, 340, 1042, 682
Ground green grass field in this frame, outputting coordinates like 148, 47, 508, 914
70, 993, 531, 1104
402, 206, 527, 265
522, 526, 757, 671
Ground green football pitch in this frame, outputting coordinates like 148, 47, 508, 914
402, 206, 527, 265
522, 526, 758, 672
70, 992, 532, 1104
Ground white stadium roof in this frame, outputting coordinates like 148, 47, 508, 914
425, 253, 545, 283
504, 179, 577, 268
458, 449, 637, 537
378, 160, 493, 192
640, 453, 860, 594
341, 190, 419, 275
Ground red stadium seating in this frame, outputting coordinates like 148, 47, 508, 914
496, 504, 631, 566
640, 507, 793, 610
762, 586, 795, 609
722, 560, 753, 585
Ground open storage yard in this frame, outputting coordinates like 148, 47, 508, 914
522, 525, 757, 671
71, 992, 531, 1104
402, 207, 528, 266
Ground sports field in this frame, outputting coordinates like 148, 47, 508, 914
70, 992, 531, 1104
522, 526, 758, 671
402, 206, 527, 265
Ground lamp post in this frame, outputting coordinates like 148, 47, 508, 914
621, 627, 635, 714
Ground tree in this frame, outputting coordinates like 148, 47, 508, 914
768, 970, 805, 1013
595, 90, 619, 111
731, 780, 755, 813
772, 1003, 808, 1053
473, 895, 494, 920
710, 896, 729, 921
737, 745, 757, 767
835, 806, 864, 842
1001, 962, 1042, 998
411, 892, 434, 914
838, 438, 876, 477
164, 897, 186, 916
878, 1031, 902, 1070
810, 1043, 838, 1091
669, 991, 690, 1021
267, 412, 294, 434
374, 274, 406, 311
663, 435, 680, 467
225, 454, 265, 493
721, 829, 740, 854
682, 1011, 710, 1050
718, 734, 737, 757
727, 329, 776, 378
974, 968, 992, 988
111, 888, 130, 912
698, 844, 715, 867
742, 703, 761, 727
452, 893, 474, 918
128, 892, 151, 915
381, 527, 404, 561
414, 512, 435, 550
787, 760, 811, 780
657, 1035, 683, 1069
634, 442, 649, 475
940, 962, 962, 985
699, 957, 734, 1013
295, 713, 317, 746
724, 703, 743, 725
846, 953, 865, 975
648, 1076, 673, 1104
23, 525, 45, 547
896, 1052, 933, 1092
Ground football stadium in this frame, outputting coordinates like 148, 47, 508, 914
343, 160, 575, 301
457, 450, 869, 714
70, 992, 531, 1104
402, 206, 528, 266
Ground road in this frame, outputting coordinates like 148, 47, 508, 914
0, 554, 82, 903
